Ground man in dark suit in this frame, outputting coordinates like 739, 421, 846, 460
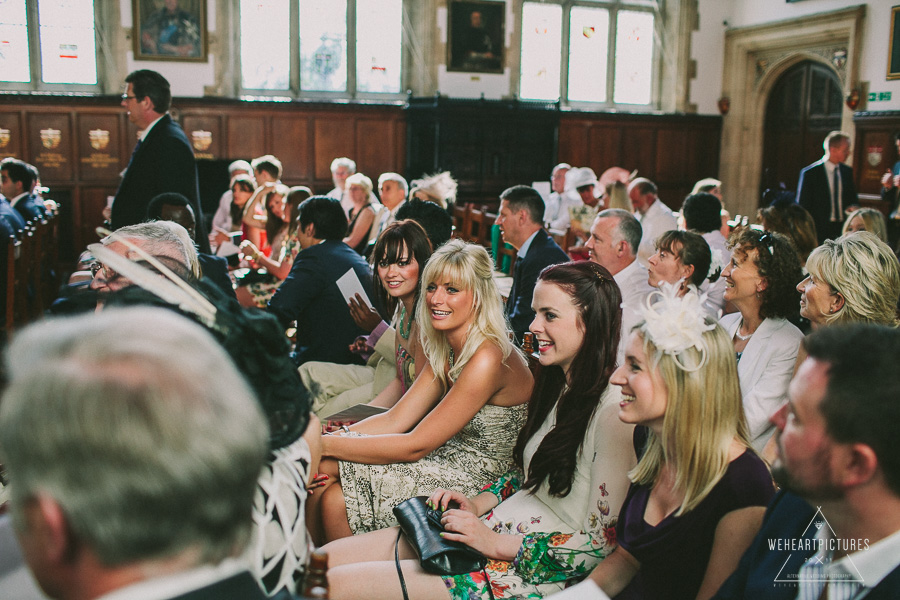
113, 69, 209, 252
496, 185, 570, 343
0, 158, 46, 222
713, 324, 900, 599
0, 307, 285, 600
269, 196, 374, 366
796, 131, 858, 243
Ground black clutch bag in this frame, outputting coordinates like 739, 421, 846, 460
392, 496, 487, 576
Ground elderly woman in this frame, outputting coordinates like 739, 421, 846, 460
842, 207, 889, 243
719, 229, 804, 452
798, 231, 900, 330
343, 173, 380, 254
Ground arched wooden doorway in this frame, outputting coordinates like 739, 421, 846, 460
760, 60, 843, 199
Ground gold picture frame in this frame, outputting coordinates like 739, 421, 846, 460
132, 0, 208, 62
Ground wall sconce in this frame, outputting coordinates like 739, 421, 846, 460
717, 96, 730, 115
846, 89, 860, 111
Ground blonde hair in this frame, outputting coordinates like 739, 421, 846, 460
345, 172, 373, 197
415, 240, 516, 389
806, 231, 900, 327
629, 322, 749, 515
842, 208, 888, 243
605, 180, 633, 211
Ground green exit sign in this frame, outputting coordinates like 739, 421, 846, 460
868, 91, 893, 101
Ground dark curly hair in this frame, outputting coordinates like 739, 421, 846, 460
727, 228, 802, 319
512, 261, 622, 498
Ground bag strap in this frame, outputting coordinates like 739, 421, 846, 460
395, 529, 410, 600
395, 526, 496, 600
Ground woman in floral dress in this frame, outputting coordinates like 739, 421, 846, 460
307, 241, 533, 544
322, 261, 637, 599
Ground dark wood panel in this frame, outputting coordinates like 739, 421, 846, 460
76, 113, 122, 181
27, 113, 73, 181
557, 121, 589, 167
272, 116, 310, 181
0, 112, 23, 160
78, 186, 116, 251
587, 126, 621, 172
181, 114, 222, 160
226, 116, 267, 160
655, 128, 687, 181
620, 128, 656, 180
314, 117, 357, 181
853, 112, 900, 203
356, 118, 397, 181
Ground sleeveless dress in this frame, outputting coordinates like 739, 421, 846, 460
339, 402, 528, 534
244, 234, 300, 308
442, 387, 635, 600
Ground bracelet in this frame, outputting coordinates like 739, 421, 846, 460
341, 425, 351, 434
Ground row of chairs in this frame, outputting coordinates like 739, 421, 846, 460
3, 213, 59, 335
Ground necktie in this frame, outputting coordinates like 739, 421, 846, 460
832, 167, 841, 221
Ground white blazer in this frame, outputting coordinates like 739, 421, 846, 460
719, 313, 803, 452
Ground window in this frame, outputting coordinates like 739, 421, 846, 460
0, 0, 98, 88
240, 0, 403, 98
520, 1, 657, 107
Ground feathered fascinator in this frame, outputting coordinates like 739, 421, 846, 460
409, 171, 458, 208
87, 230, 309, 451
639, 282, 716, 372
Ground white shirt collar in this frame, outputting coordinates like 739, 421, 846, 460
8, 192, 29, 208
613, 257, 641, 283
826, 525, 900, 592
96, 558, 247, 600
138, 114, 167, 143
517, 229, 540, 258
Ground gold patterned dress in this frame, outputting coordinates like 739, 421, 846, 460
339, 402, 528, 534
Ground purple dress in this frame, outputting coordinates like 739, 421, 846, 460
615, 449, 774, 600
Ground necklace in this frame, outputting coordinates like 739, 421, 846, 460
449, 347, 455, 370
398, 305, 412, 340
735, 319, 754, 341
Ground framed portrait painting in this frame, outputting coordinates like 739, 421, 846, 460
133, 0, 208, 62
447, 1, 505, 74
890, 6, 900, 79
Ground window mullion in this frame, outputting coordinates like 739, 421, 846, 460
291, 0, 300, 94
559, 3, 571, 105
606, 5, 617, 107
28, 0, 41, 87
347, 0, 356, 96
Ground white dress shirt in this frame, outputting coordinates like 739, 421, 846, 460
636, 199, 678, 267
613, 259, 655, 366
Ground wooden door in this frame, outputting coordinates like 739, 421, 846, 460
761, 61, 843, 199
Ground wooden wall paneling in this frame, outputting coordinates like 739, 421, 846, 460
557, 120, 590, 168
511, 124, 555, 183
587, 125, 622, 173
27, 112, 74, 182
856, 129, 893, 197
181, 113, 222, 160
619, 127, 656, 181
655, 128, 688, 182
76, 113, 122, 182
0, 112, 23, 160
226, 115, 268, 162
78, 186, 117, 252
271, 115, 311, 183
355, 117, 397, 183
314, 116, 357, 191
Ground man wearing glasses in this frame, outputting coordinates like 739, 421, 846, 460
112, 69, 209, 252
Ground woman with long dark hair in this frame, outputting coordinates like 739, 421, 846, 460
236, 186, 312, 308
321, 261, 636, 599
